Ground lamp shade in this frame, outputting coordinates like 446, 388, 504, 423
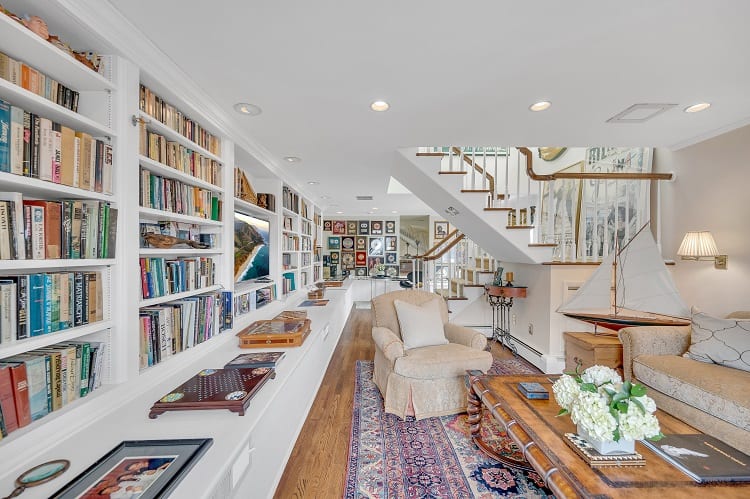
677, 231, 719, 259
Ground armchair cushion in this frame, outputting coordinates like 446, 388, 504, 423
443, 322, 488, 350
394, 298, 448, 350
395, 343, 493, 379
686, 309, 750, 373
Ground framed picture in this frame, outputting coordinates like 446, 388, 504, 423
323, 220, 332, 232
355, 267, 367, 276
434, 221, 449, 239
327, 236, 340, 250
346, 221, 358, 235
355, 236, 367, 250
370, 220, 383, 235
358, 220, 370, 235
385, 236, 397, 251
539, 161, 583, 246
332, 220, 346, 235
341, 251, 355, 269
368, 237, 384, 256
52, 439, 212, 499
368, 256, 384, 272
341, 236, 355, 250
386, 265, 399, 277
355, 251, 367, 267
385, 220, 396, 234
330, 251, 339, 263
385, 252, 397, 264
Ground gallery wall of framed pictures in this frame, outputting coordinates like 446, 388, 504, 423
322, 217, 400, 277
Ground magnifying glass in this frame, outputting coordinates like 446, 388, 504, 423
3, 460, 70, 498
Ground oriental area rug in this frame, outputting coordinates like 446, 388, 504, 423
344, 359, 554, 498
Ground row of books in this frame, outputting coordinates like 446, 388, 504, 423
139, 221, 216, 249
0, 340, 105, 436
282, 233, 301, 252
282, 186, 300, 214
283, 215, 295, 232
301, 219, 313, 236
139, 290, 232, 369
301, 253, 312, 267
140, 169, 222, 221
0, 271, 105, 343
300, 236, 312, 252
139, 84, 221, 156
233, 285, 276, 317
139, 124, 222, 185
139, 256, 216, 300
0, 51, 80, 113
281, 271, 296, 294
0, 195, 116, 260
0, 99, 113, 192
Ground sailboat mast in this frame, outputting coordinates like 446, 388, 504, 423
613, 239, 618, 316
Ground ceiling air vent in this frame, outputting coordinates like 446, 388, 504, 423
606, 103, 677, 123
356, 195, 373, 201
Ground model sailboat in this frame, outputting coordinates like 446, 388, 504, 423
558, 224, 690, 332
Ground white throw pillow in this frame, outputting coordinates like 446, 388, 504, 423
393, 298, 448, 350
685, 308, 750, 372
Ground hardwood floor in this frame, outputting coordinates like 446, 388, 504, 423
273, 306, 515, 498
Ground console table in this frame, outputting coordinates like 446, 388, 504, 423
485, 285, 527, 355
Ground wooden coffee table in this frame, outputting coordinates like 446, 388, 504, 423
466, 372, 749, 498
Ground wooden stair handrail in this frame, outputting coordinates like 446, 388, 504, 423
422, 233, 466, 261
517, 147, 674, 181
450, 147, 495, 193
421, 228, 461, 258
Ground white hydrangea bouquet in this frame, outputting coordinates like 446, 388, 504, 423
552, 365, 663, 449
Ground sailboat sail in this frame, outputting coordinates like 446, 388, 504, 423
558, 225, 690, 328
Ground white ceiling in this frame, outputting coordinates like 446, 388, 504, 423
51, 1, 750, 214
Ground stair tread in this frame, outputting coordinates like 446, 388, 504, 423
484, 207, 513, 211
461, 189, 491, 193
435, 289, 469, 300
529, 243, 557, 247
506, 225, 534, 229
438, 171, 468, 175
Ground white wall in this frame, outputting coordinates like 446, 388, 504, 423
655, 125, 750, 317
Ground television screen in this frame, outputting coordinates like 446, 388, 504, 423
234, 212, 270, 283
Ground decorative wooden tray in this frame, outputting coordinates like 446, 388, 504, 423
148, 367, 275, 418
236, 318, 311, 348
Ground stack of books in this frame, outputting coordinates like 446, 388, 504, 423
564, 433, 646, 468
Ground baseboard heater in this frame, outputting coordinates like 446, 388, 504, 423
507, 335, 543, 359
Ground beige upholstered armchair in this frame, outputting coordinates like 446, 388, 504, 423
371, 289, 494, 419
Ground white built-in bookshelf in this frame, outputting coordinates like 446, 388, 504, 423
0, 3, 334, 497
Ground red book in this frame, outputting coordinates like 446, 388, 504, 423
0, 365, 19, 433
0, 362, 31, 428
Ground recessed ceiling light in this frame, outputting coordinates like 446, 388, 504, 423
370, 100, 390, 112
336, 211, 344, 214
320, 195, 330, 200
684, 102, 711, 113
307, 181, 319, 185
284, 156, 301, 163
233, 102, 262, 116
371, 207, 379, 210
529, 101, 551, 112
391, 211, 398, 214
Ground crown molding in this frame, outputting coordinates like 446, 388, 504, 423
56, 0, 309, 195
669, 115, 750, 151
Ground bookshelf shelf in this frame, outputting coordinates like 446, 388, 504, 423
0, 79, 116, 137
138, 110, 222, 163
0, 172, 116, 201
0, 320, 113, 360
138, 155, 221, 191
138, 207, 223, 225
0, 258, 116, 271
138, 284, 223, 307
0, 13, 115, 92
138, 248, 224, 256
234, 197, 276, 219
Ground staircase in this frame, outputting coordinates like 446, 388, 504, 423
394, 146, 672, 266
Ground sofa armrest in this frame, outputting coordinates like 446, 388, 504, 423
372, 326, 405, 364
618, 325, 691, 381
443, 322, 488, 350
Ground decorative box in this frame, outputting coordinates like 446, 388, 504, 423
236, 318, 311, 348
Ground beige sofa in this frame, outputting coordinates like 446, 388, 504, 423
619, 312, 750, 455
371, 290, 493, 420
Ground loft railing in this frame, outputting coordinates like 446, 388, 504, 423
417, 146, 674, 262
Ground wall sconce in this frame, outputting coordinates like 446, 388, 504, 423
676, 231, 727, 269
